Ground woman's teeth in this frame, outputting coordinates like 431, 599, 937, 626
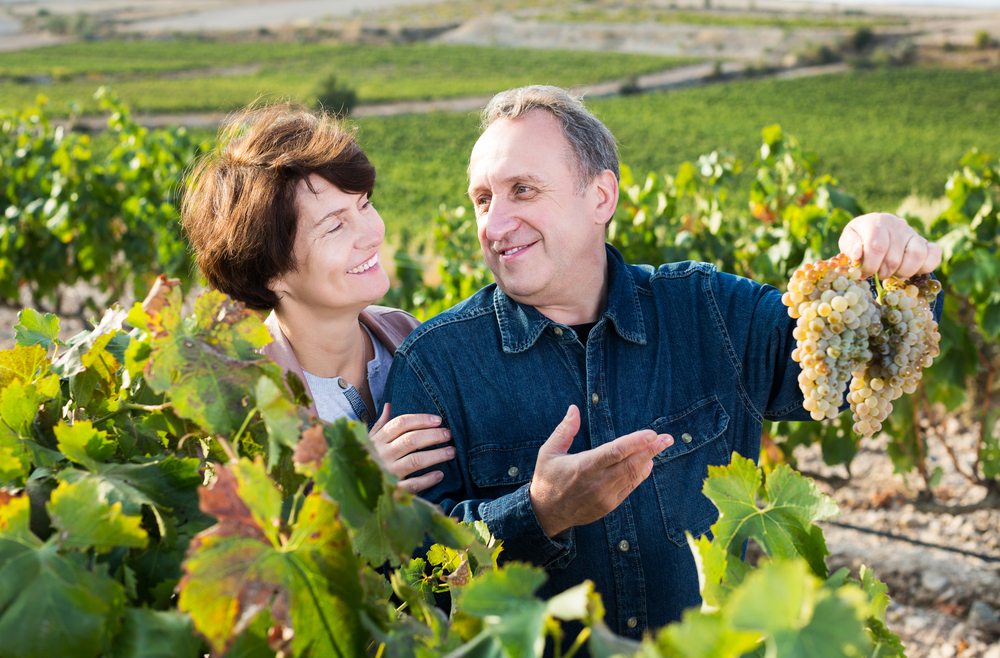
349, 254, 379, 274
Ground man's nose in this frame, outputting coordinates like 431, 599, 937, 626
483, 198, 519, 242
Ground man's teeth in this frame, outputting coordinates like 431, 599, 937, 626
349, 255, 378, 274
503, 245, 527, 256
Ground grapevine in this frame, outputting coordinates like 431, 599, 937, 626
783, 256, 942, 436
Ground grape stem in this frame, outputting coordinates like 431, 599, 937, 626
872, 273, 885, 303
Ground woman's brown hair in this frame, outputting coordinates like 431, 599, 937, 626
182, 102, 376, 311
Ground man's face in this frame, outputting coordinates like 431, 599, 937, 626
467, 110, 612, 310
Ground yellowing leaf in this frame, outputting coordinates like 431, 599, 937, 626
55, 420, 116, 472
178, 458, 365, 657
0, 344, 49, 389
47, 479, 148, 553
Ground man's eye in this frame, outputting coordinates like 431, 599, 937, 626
475, 196, 491, 208
515, 185, 531, 195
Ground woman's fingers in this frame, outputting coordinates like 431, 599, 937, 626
398, 470, 445, 494
381, 427, 452, 464
392, 445, 455, 479
371, 412, 443, 445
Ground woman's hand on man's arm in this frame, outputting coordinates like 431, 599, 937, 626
369, 403, 455, 494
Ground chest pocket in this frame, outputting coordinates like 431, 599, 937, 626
469, 441, 544, 492
648, 396, 731, 546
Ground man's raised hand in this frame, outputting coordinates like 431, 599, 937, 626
529, 405, 673, 538
839, 212, 942, 280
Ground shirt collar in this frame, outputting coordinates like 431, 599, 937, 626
494, 244, 647, 354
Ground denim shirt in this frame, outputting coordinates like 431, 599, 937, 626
384, 244, 908, 639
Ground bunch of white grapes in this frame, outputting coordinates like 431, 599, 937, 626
782, 255, 941, 437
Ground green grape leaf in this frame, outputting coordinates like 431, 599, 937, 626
654, 608, 762, 658
298, 419, 485, 566
69, 332, 122, 410
703, 454, 839, 577
58, 456, 205, 524
0, 493, 126, 658
297, 419, 384, 528
52, 305, 129, 377
47, 478, 149, 552
687, 532, 752, 609
13, 308, 61, 349
456, 563, 550, 658
178, 458, 366, 658
55, 420, 116, 471
255, 375, 303, 470
0, 343, 50, 389
0, 423, 30, 484
0, 375, 60, 438
859, 565, 891, 622
137, 290, 284, 436
726, 560, 870, 658
866, 617, 906, 658
111, 608, 203, 658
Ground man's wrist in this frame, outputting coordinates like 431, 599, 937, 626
529, 483, 568, 538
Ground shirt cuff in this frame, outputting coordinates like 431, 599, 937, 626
481, 483, 576, 570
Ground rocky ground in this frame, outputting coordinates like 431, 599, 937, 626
792, 417, 1000, 657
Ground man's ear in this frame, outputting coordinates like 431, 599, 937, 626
591, 169, 619, 227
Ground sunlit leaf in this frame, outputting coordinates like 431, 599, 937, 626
702, 454, 839, 577
47, 478, 149, 553
13, 308, 61, 350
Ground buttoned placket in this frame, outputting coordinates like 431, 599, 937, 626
582, 320, 647, 639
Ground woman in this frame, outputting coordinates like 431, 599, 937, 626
182, 103, 452, 493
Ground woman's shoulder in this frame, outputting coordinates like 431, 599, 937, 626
361, 306, 420, 353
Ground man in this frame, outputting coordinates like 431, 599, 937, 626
383, 85, 942, 638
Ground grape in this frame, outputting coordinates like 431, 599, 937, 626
785, 256, 942, 439
847, 273, 941, 438
783, 254, 874, 422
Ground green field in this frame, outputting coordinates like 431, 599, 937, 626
310, 68, 999, 244
0, 40, 693, 114
533, 7, 902, 29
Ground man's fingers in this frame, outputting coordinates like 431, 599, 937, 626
591, 430, 670, 469
604, 434, 672, 485
398, 470, 444, 494
895, 235, 929, 279
539, 405, 581, 458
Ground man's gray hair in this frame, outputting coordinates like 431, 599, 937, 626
481, 85, 620, 194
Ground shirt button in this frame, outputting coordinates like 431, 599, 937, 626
681, 432, 693, 443
618, 540, 630, 552
627, 617, 638, 629
591, 393, 599, 404
338, 378, 349, 390
553, 326, 563, 337
507, 466, 519, 478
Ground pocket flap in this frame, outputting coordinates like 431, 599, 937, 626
651, 396, 729, 464
469, 442, 543, 488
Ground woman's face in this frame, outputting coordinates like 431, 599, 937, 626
271, 174, 390, 316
